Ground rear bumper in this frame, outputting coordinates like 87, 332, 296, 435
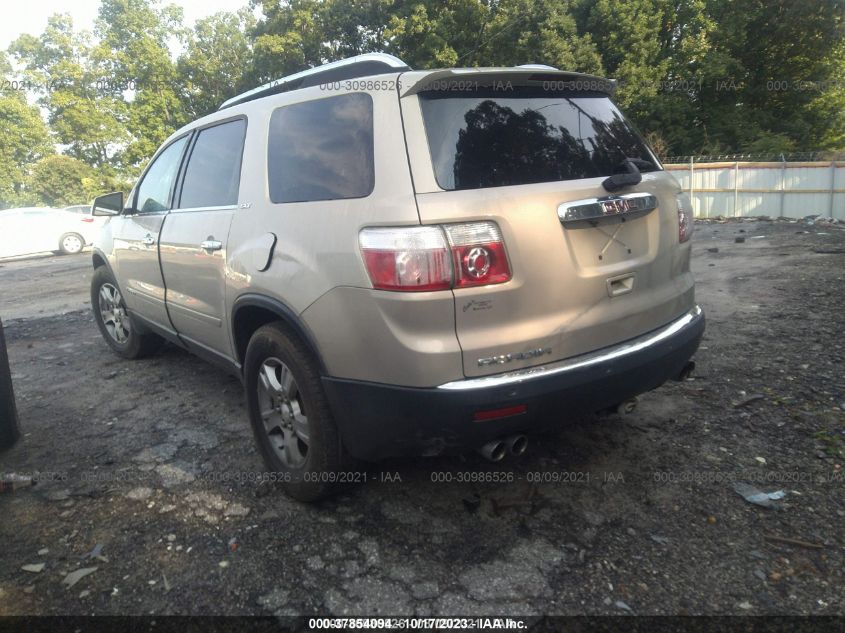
323, 306, 705, 460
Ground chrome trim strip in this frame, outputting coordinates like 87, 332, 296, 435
516, 64, 559, 70
558, 192, 657, 223
438, 306, 702, 391
170, 204, 237, 214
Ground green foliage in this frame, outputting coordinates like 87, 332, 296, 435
9, 14, 129, 169
583, 0, 668, 108
250, 0, 329, 82
383, 0, 604, 71
248, 0, 604, 79
0, 51, 12, 77
688, 0, 845, 154
3, 0, 845, 208
0, 94, 54, 208
177, 9, 256, 118
95, 0, 188, 167
27, 155, 95, 207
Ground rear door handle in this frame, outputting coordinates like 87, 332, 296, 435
200, 239, 223, 251
142, 234, 156, 246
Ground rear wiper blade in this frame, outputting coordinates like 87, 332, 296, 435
602, 157, 652, 192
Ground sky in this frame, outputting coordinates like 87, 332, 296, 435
1, 0, 255, 52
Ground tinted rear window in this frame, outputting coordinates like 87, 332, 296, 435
419, 88, 659, 191
268, 93, 374, 203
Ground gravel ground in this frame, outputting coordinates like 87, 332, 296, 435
0, 220, 843, 616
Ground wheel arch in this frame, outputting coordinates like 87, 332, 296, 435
90, 249, 140, 329
92, 249, 109, 271
231, 294, 328, 375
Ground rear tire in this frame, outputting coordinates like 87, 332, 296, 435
244, 322, 350, 502
59, 233, 85, 255
91, 266, 162, 359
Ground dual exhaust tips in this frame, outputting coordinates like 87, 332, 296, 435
475, 361, 695, 463
478, 434, 528, 462
475, 360, 696, 462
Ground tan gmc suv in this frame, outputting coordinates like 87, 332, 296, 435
89, 53, 704, 501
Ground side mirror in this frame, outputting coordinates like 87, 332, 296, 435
92, 192, 124, 216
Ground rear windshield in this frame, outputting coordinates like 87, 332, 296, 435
418, 88, 660, 191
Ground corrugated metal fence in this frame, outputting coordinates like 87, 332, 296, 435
664, 161, 845, 220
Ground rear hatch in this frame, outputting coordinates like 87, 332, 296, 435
400, 70, 695, 378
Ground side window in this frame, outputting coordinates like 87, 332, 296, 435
134, 136, 188, 213
267, 93, 374, 203
179, 119, 246, 209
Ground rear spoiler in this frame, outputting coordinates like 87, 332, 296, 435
399, 68, 617, 97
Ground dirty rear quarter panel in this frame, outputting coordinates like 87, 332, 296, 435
301, 287, 464, 387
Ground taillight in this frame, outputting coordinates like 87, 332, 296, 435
359, 226, 452, 291
359, 222, 511, 292
81, 217, 95, 223
676, 193, 693, 243
443, 222, 511, 288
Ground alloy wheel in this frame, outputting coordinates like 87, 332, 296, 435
98, 283, 131, 344
256, 357, 310, 468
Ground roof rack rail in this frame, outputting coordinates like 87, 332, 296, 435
516, 64, 559, 70
219, 53, 411, 110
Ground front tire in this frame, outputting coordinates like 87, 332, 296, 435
245, 322, 348, 502
91, 266, 162, 359
59, 233, 85, 255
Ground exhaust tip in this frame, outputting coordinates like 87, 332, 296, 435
507, 435, 528, 457
617, 397, 639, 415
490, 442, 507, 462
478, 440, 507, 462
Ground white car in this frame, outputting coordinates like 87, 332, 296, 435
0, 206, 90, 258
62, 204, 108, 247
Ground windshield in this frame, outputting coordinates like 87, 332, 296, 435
419, 87, 660, 191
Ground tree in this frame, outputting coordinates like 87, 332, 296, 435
469, 0, 602, 72
250, 0, 328, 83
576, 0, 845, 156
9, 14, 128, 169
0, 94, 54, 208
718, 0, 845, 152
575, 0, 715, 153
177, 9, 256, 118
806, 39, 845, 150
95, 0, 188, 168
249, 0, 604, 82
0, 50, 12, 77
582, 0, 670, 109
3, 0, 845, 189
379, 0, 488, 68
27, 155, 95, 207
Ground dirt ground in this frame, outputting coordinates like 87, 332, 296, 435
0, 219, 843, 617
